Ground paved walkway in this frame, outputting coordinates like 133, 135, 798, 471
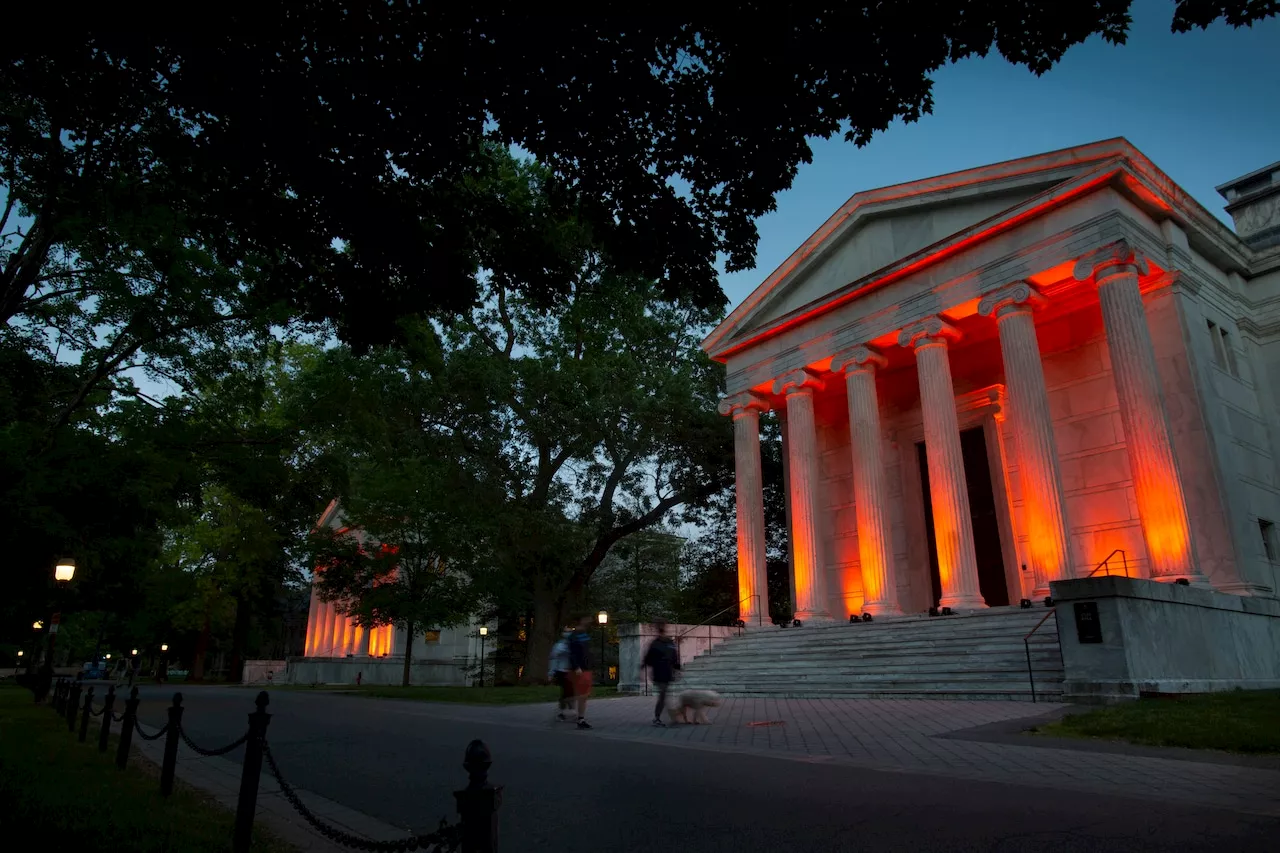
379, 694, 1280, 817
130, 688, 1280, 851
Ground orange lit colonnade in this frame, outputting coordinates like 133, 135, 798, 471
303, 575, 395, 658
719, 239, 1203, 624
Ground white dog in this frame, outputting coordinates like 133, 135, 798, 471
666, 688, 723, 724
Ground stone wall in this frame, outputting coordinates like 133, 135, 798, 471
285, 657, 470, 687
617, 623, 740, 694
1050, 575, 1280, 702
242, 660, 287, 685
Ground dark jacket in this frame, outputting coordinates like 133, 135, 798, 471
643, 635, 681, 684
568, 628, 591, 671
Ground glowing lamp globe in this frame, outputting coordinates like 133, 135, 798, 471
105, 653, 111, 660
478, 626, 488, 637
597, 610, 608, 625
160, 643, 169, 652
17, 650, 23, 657
33, 620, 43, 631
54, 558, 76, 583
131, 648, 138, 656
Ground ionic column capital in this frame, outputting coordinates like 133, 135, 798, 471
898, 316, 960, 350
978, 281, 1046, 319
1072, 239, 1151, 284
773, 367, 825, 397
717, 391, 770, 419
831, 345, 887, 375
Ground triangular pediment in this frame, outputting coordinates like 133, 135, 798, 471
703, 138, 1184, 360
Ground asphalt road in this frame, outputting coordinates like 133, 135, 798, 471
135, 686, 1279, 852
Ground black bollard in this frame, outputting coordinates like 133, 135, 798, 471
67, 681, 82, 732
78, 686, 95, 742
52, 680, 63, 715
160, 693, 184, 797
232, 691, 272, 853
454, 739, 502, 853
98, 685, 116, 752
116, 686, 140, 769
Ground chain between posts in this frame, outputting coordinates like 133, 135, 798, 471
180, 727, 249, 757
134, 720, 170, 741
262, 741, 460, 853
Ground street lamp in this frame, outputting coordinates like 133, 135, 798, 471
597, 611, 608, 684
160, 643, 168, 652
33, 620, 43, 631
54, 557, 76, 583
477, 626, 488, 688
131, 648, 138, 656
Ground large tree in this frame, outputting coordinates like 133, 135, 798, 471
6, 3, 1271, 350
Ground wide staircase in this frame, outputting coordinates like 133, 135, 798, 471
678, 606, 1063, 701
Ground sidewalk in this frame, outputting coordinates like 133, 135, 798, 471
378, 695, 1280, 817
133, 724, 418, 852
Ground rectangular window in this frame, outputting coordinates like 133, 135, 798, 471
423, 630, 441, 643
1260, 519, 1277, 562
1220, 328, 1240, 377
1207, 319, 1227, 370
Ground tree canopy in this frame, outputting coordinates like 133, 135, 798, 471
6, 3, 1271, 350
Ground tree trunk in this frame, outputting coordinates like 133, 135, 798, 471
191, 614, 211, 682
525, 589, 566, 686
229, 596, 251, 684
401, 621, 414, 687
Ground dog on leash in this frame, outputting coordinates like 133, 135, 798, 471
666, 689, 722, 724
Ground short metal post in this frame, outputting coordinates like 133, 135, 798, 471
232, 691, 272, 853
67, 681, 82, 731
52, 679, 63, 715
455, 739, 502, 853
116, 687, 140, 769
98, 685, 116, 752
78, 686, 95, 742
160, 693, 184, 797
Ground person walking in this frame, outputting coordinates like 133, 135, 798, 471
547, 627, 573, 721
567, 615, 594, 729
641, 620, 681, 727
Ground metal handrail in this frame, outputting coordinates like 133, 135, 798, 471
678, 593, 762, 640
1023, 608, 1058, 704
1086, 549, 1128, 578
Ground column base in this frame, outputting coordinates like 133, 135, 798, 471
793, 610, 833, 623
860, 602, 902, 617
938, 594, 988, 611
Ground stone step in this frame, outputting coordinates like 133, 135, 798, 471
674, 687, 1063, 701
717, 625, 1060, 649
681, 663, 1064, 679
696, 638, 1061, 658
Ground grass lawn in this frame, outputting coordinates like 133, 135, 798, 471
1033, 689, 1280, 754
274, 683, 624, 705
0, 685, 294, 852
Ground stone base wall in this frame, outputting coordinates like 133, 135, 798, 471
242, 660, 287, 685
285, 657, 470, 687
617, 623, 740, 695
1050, 575, 1280, 702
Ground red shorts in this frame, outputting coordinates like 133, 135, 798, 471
570, 671, 593, 695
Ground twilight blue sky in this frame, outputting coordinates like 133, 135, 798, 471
716, 0, 1280, 312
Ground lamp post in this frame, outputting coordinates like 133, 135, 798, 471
597, 611, 608, 684
41, 558, 75, 690
477, 627, 488, 688
159, 643, 169, 683
129, 648, 138, 688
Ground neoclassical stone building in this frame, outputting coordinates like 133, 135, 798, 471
707, 139, 1280, 624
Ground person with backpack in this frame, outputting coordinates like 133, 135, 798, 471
567, 615, 594, 730
641, 619, 681, 727
547, 627, 573, 721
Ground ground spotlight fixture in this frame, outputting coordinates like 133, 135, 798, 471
849, 614, 858, 624
862, 613, 873, 623
792, 619, 803, 628
1175, 578, 1190, 586
734, 619, 746, 628
1019, 598, 1032, 609
928, 606, 939, 617
940, 607, 954, 616
1043, 597, 1054, 608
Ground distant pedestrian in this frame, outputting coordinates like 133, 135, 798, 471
547, 627, 573, 721
642, 620, 681, 727
567, 615, 594, 730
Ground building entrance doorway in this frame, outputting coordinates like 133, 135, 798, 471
916, 426, 1010, 607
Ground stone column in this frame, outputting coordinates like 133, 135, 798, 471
831, 346, 900, 615
899, 317, 986, 609
360, 624, 372, 657
1074, 241, 1202, 582
304, 585, 320, 657
322, 603, 338, 656
718, 392, 772, 626
773, 368, 831, 620
979, 283, 1076, 595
